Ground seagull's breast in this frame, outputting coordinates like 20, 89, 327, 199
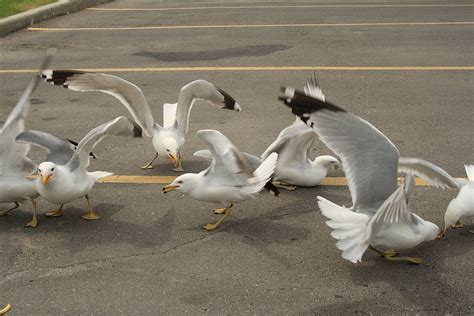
372, 221, 425, 251
35, 170, 95, 204
455, 183, 474, 217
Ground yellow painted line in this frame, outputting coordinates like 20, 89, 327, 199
1, 66, 474, 75
87, 4, 474, 12
97, 175, 176, 184
27, 21, 474, 32
89, 175, 434, 186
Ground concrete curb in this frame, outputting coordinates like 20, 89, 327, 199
0, 0, 114, 37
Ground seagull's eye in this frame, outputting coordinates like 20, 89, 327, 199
166, 149, 170, 152
38, 169, 42, 173
177, 181, 183, 184
51, 167, 55, 171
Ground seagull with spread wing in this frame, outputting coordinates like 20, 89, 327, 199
279, 83, 439, 264
16, 116, 140, 220
163, 129, 278, 231
397, 159, 474, 237
0, 52, 53, 227
40, 71, 241, 171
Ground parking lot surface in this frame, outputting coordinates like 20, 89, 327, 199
0, 0, 473, 314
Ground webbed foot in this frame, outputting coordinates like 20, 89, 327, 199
172, 166, 185, 172
81, 210, 101, 221
203, 207, 232, 231
140, 153, 159, 170
451, 221, 464, 229
272, 181, 297, 191
0, 304, 11, 315
383, 255, 423, 265
45, 205, 63, 217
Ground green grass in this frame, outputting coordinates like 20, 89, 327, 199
0, 0, 56, 18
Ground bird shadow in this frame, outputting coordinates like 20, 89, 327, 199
214, 200, 315, 269
313, 233, 473, 314
0, 203, 177, 253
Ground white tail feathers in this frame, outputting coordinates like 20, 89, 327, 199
163, 103, 178, 129
88, 171, 113, 182
465, 164, 474, 182
245, 153, 278, 195
318, 196, 370, 263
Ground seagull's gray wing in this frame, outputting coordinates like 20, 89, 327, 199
279, 86, 399, 211
195, 148, 261, 170
261, 117, 312, 160
398, 157, 461, 189
197, 129, 254, 186
367, 175, 419, 237
175, 80, 241, 135
16, 130, 77, 165
66, 116, 139, 171
41, 70, 154, 137
0, 50, 54, 176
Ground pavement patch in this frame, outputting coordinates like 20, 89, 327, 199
132, 45, 292, 62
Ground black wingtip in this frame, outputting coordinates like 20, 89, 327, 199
265, 180, 280, 197
278, 86, 346, 118
66, 138, 97, 159
216, 87, 239, 111
132, 122, 144, 138
44, 70, 85, 87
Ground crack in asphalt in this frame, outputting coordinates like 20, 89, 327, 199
0, 207, 315, 283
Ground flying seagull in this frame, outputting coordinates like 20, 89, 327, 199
16, 116, 140, 220
279, 83, 439, 264
0, 50, 54, 227
163, 129, 278, 230
40, 70, 241, 171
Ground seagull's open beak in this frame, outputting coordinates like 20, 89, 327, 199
162, 184, 178, 194
41, 174, 51, 186
169, 154, 180, 168
437, 228, 448, 239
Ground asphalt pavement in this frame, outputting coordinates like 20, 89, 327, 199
0, 0, 473, 314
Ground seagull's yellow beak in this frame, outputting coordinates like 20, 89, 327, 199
162, 184, 178, 194
41, 174, 51, 186
437, 228, 448, 239
169, 154, 180, 168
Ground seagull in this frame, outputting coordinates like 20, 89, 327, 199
40, 70, 241, 171
261, 117, 340, 190
279, 83, 439, 264
261, 78, 339, 190
16, 116, 140, 220
0, 51, 54, 227
397, 159, 474, 237
163, 129, 278, 230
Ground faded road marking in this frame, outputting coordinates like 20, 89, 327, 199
27, 21, 474, 32
93, 175, 434, 186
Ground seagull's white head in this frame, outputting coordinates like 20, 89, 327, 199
314, 155, 341, 170
162, 137, 181, 168
438, 202, 461, 238
162, 174, 200, 194
38, 162, 58, 186
424, 221, 440, 241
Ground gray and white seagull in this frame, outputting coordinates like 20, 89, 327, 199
16, 116, 140, 221
40, 70, 241, 171
0, 51, 54, 227
279, 83, 440, 264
